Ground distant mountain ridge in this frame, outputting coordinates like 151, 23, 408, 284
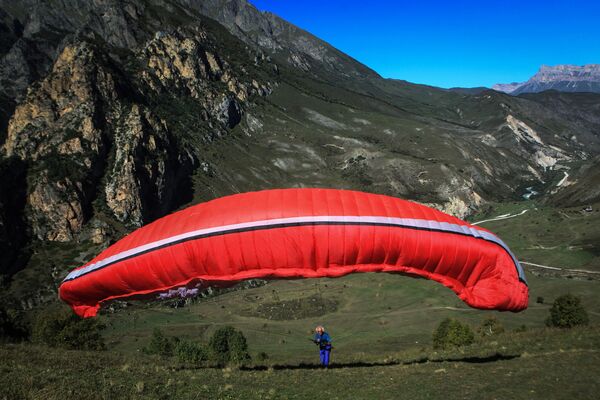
493, 64, 600, 95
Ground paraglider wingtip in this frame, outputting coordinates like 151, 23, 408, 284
72, 304, 100, 318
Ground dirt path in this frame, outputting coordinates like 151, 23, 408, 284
520, 261, 600, 278
556, 171, 569, 187
472, 209, 529, 225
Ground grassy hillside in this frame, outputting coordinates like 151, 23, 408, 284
1, 1, 599, 398
100, 272, 600, 364
2, 200, 600, 399
2, 324, 599, 399
470, 201, 600, 271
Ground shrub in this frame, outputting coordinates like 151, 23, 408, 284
514, 324, 527, 333
256, 351, 269, 362
143, 328, 178, 357
478, 316, 505, 337
208, 326, 251, 366
0, 307, 29, 342
175, 340, 209, 366
546, 294, 589, 328
432, 318, 474, 350
32, 306, 105, 350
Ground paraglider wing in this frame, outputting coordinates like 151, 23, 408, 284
59, 189, 528, 317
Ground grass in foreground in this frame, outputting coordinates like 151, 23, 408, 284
1, 325, 599, 400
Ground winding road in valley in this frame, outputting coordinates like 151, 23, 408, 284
472, 204, 598, 278
471, 209, 529, 225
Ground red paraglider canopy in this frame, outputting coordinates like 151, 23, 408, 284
59, 189, 528, 317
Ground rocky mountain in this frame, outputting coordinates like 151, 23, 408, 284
0, 0, 275, 288
548, 156, 600, 206
447, 87, 488, 95
179, 0, 379, 80
0, 0, 599, 307
493, 64, 600, 95
491, 82, 522, 94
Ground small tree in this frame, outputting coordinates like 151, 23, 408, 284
175, 340, 209, 366
256, 351, 269, 362
144, 328, 178, 357
32, 306, 105, 350
208, 326, 251, 366
478, 316, 504, 337
546, 294, 589, 328
432, 318, 474, 350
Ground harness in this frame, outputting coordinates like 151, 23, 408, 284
315, 333, 332, 351
319, 343, 332, 351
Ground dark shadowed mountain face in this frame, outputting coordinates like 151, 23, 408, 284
178, 0, 380, 80
0, 0, 599, 306
547, 156, 600, 207
493, 64, 600, 95
447, 87, 488, 95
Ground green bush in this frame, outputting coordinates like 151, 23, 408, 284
478, 316, 504, 337
432, 318, 474, 350
32, 306, 105, 350
546, 294, 589, 328
256, 351, 269, 362
514, 324, 528, 333
208, 326, 251, 366
175, 340, 209, 366
143, 328, 179, 357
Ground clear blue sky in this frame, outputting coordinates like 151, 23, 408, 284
249, 0, 600, 88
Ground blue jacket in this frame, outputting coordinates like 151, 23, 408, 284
314, 332, 332, 349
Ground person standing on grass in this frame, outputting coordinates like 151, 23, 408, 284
313, 325, 332, 368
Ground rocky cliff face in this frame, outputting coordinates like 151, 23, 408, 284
3, 42, 121, 241
548, 156, 600, 207
491, 82, 522, 94
179, 0, 379, 79
493, 64, 600, 95
0, 3, 273, 246
103, 103, 180, 228
532, 64, 600, 82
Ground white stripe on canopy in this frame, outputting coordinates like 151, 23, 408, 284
63, 216, 526, 283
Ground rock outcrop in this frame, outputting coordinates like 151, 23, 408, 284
104, 104, 181, 227
3, 42, 117, 241
180, 0, 379, 79
1, 23, 270, 241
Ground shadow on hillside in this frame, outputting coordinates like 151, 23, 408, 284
242, 352, 521, 371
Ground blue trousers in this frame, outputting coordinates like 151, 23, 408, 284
319, 348, 331, 366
